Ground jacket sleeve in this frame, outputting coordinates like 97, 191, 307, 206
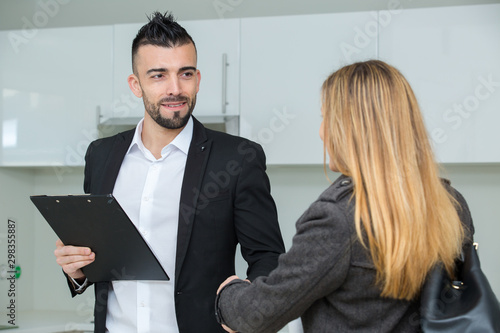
217, 197, 352, 333
232, 140, 285, 281
83, 140, 95, 194
66, 273, 92, 297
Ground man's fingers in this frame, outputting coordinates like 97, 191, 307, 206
217, 275, 240, 294
54, 244, 92, 258
56, 253, 95, 266
57, 254, 95, 278
61, 258, 94, 273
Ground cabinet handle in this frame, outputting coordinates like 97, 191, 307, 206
96, 105, 102, 127
222, 53, 229, 114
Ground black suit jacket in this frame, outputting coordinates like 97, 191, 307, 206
73, 117, 285, 332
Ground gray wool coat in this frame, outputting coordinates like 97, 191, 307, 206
216, 174, 474, 333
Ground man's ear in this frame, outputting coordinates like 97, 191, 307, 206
196, 69, 201, 94
128, 74, 143, 98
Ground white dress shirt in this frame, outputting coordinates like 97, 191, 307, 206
105, 117, 193, 333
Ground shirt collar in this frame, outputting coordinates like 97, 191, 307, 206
128, 116, 193, 158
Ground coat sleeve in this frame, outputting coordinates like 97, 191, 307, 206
217, 197, 353, 333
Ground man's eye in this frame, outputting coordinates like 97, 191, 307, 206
182, 72, 194, 78
153, 74, 163, 79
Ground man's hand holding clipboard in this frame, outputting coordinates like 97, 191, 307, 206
54, 239, 95, 284
31, 194, 169, 282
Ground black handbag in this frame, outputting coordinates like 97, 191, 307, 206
420, 242, 500, 332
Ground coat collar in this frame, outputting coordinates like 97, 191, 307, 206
99, 129, 135, 195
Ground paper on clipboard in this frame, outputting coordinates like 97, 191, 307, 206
30, 194, 169, 282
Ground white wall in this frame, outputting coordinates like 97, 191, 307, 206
0, 167, 94, 326
31, 167, 95, 321
441, 164, 500, 295
0, 168, 35, 324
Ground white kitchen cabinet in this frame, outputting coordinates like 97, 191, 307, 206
240, 12, 378, 164
0, 25, 113, 166
110, 23, 143, 121
378, 4, 500, 163
110, 18, 240, 122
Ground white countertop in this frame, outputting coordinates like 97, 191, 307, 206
3, 310, 93, 333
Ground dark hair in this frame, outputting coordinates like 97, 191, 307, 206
131, 11, 196, 73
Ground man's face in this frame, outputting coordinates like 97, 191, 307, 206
129, 43, 201, 129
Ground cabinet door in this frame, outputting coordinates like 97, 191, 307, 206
182, 19, 240, 117
111, 19, 240, 120
379, 4, 500, 163
0, 26, 113, 166
111, 23, 143, 120
240, 12, 377, 165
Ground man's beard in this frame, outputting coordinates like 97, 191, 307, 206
143, 94, 196, 130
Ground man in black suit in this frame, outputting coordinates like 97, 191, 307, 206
54, 12, 284, 332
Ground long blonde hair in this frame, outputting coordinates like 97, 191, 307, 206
322, 60, 464, 300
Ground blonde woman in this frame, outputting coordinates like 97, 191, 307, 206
215, 60, 474, 333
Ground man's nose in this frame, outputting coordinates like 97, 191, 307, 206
167, 77, 182, 95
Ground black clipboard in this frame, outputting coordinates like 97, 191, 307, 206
30, 194, 169, 282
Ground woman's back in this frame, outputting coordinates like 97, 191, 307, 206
321, 60, 467, 300
299, 176, 474, 332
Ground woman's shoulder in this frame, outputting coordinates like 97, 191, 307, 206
295, 175, 355, 234
299, 174, 356, 228
318, 174, 355, 204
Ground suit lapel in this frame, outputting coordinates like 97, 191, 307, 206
97, 120, 210, 282
175, 117, 211, 281
98, 129, 134, 194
